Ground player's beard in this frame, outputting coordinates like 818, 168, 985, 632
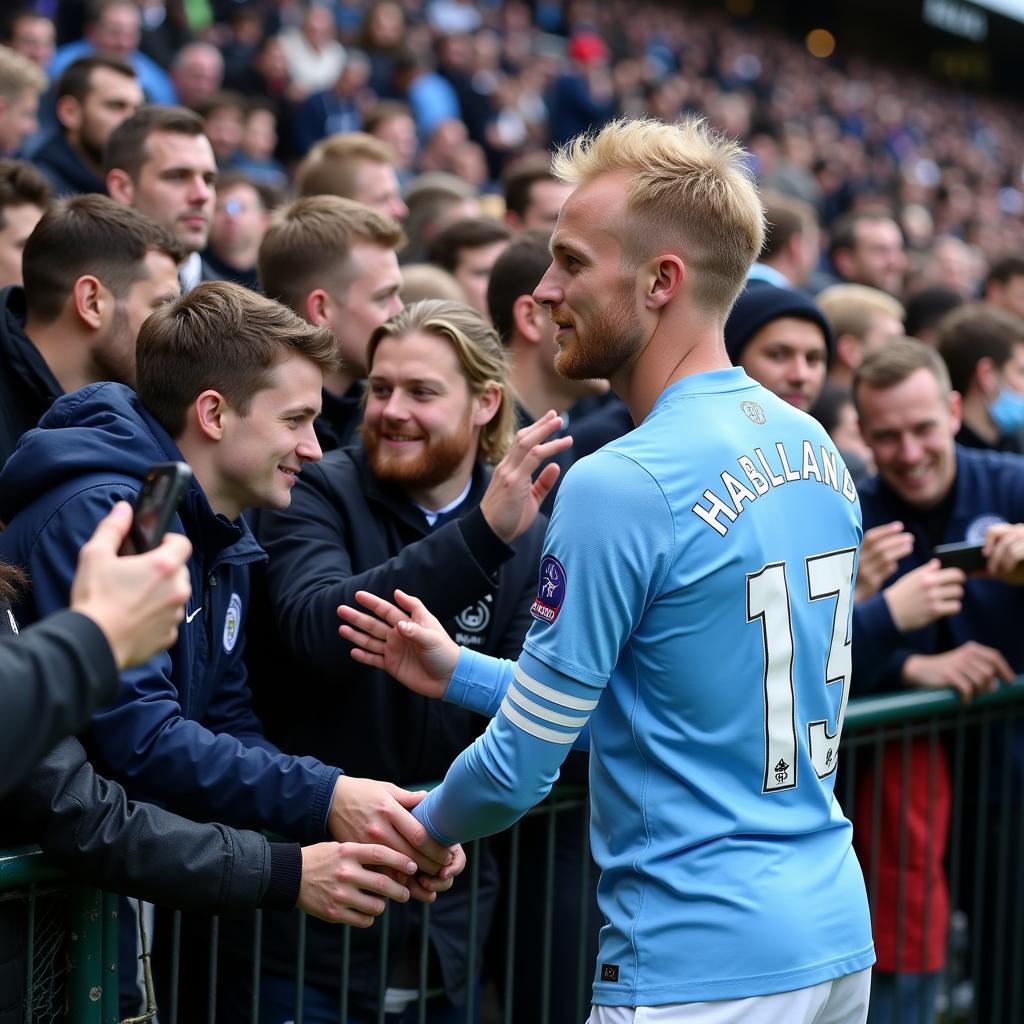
553, 279, 645, 381
363, 405, 476, 492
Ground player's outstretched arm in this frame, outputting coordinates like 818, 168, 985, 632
338, 589, 460, 699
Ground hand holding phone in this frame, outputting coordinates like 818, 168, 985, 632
120, 462, 193, 555
934, 541, 987, 574
73, 502, 193, 669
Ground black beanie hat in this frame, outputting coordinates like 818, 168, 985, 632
724, 281, 834, 364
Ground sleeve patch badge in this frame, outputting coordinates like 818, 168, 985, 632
531, 554, 566, 624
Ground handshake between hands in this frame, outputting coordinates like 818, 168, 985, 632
297, 774, 466, 927
295, 410, 573, 925
299, 401, 574, 931
302, 587, 469, 928
75, 507, 465, 930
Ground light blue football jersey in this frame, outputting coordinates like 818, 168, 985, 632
413, 367, 874, 1006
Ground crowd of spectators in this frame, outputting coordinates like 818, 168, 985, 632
2, 0, 1024, 1022
0, 0, 1019, 260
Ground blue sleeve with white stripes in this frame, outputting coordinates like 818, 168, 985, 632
443, 646, 592, 749
444, 647, 514, 719
414, 451, 667, 845
413, 655, 602, 846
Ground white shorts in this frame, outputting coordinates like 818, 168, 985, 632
587, 968, 871, 1024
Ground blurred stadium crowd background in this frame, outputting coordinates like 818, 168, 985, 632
3, 1, 1024, 1022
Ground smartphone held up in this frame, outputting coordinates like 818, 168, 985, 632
120, 462, 192, 555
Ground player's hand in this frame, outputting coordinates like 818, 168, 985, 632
327, 776, 453, 876
417, 841, 466, 895
297, 842, 415, 926
882, 558, 965, 632
378, 841, 467, 903
338, 589, 459, 700
70, 502, 192, 669
901, 642, 1015, 701
479, 411, 572, 543
983, 523, 1024, 584
855, 521, 914, 602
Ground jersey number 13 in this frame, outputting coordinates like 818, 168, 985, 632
746, 547, 855, 793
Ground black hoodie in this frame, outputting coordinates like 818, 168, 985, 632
0, 286, 62, 466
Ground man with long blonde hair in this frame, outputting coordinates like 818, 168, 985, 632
341, 118, 875, 1023
252, 299, 569, 1021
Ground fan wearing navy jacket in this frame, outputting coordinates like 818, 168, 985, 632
0, 282, 464, 1014
250, 299, 566, 1022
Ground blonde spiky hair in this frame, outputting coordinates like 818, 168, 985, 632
551, 117, 765, 314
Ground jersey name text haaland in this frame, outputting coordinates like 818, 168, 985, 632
692, 439, 858, 536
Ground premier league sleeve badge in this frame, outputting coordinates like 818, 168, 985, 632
531, 554, 566, 624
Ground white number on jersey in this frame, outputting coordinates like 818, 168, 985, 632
746, 547, 855, 793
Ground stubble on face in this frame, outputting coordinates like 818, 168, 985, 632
552, 276, 645, 381
90, 301, 137, 387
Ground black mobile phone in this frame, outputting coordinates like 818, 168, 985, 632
120, 462, 192, 555
934, 540, 988, 573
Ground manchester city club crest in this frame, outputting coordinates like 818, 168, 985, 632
531, 554, 566, 624
741, 400, 766, 424
223, 592, 242, 653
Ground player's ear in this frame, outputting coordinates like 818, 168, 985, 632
644, 254, 685, 310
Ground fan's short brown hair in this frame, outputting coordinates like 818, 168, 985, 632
137, 280, 340, 437
22, 194, 183, 323
258, 194, 405, 313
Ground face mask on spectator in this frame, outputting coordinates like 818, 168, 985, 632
989, 387, 1024, 436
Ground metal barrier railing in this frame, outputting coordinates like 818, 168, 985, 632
150, 783, 596, 1024
842, 678, 1024, 1024
0, 845, 120, 1024
4, 679, 1024, 1023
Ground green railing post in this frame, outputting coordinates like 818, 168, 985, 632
101, 891, 120, 1024
67, 884, 106, 1023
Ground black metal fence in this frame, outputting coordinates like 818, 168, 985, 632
5, 680, 1023, 1023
